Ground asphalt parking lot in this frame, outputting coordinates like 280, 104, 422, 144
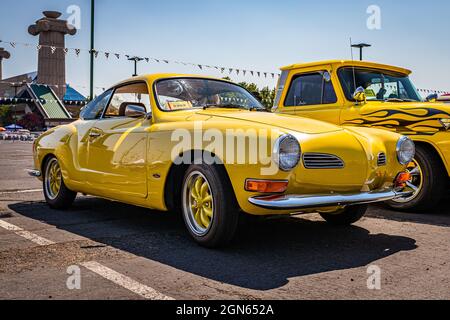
0, 140, 449, 300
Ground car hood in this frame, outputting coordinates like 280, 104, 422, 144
197, 110, 343, 134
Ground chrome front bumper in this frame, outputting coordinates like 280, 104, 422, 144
248, 189, 413, 210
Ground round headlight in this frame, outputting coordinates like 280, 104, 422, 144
273, 134, 301, 171
396, 136, 415, 165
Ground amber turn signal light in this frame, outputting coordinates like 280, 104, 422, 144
245, 179, 289, 193
395, 172, 411, 188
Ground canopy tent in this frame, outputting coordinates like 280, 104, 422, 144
5, 124, 24, 130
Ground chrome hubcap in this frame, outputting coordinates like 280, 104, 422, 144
45, 158, 62, 200
392, 159, 423, 203
182, 171, 214, 236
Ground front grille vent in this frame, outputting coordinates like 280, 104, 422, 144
377, 153, 387, 166
303, 153, 345, 169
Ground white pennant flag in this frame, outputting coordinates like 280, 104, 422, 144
50, 46, 56, 54
63, 48, 69, 55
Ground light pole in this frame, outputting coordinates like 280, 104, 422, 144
128, 56, 144, 77
89, 0, 95, 101
351, 43, 371, 61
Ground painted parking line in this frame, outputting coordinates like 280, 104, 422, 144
0, 219, 174, 300
0, 189, 42, 195
0, 219, 55, 246
81, 261, 174, 300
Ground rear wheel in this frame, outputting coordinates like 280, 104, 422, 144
181, 164, 239, 248
319, 205, 368, 226
43, 157, 76, 210
387, 145, 447, 212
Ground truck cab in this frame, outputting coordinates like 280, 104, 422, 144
273, 60, 450, 212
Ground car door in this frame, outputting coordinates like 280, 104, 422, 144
278, 68, 342, 125
74, 89, 114, 183
84, 82, 152, 199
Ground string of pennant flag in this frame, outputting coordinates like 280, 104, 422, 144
0, 39, 281, 79
0, 96, 88, 105
1, 39, 449, 94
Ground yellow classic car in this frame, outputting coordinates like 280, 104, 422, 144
273, 60, 450, 212
30, 74, 413, 247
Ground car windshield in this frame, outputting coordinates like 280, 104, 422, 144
338, 67, 422, 102
155, 78, 264, 111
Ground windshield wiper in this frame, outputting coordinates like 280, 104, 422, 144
384, 98, 407, 102
202, 104, 262, 111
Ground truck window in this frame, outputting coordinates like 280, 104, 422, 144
284, 73, 337, 107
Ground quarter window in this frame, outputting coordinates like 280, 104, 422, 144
284, 72, 337, 106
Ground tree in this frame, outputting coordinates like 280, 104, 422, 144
0, 106, 13, 126
17, 112, 44, 131
223, 78, 276, 110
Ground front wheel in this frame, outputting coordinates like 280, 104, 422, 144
386, 145, 447, 212
319, 205, 368, 226
181, 164, 239, 248
43, 157, 77, 210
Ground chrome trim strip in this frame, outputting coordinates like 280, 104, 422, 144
248, 189, 413, 210
27, 169, 42, 178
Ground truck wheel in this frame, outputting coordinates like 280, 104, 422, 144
387, 145, 447, 212
43, 157, 77, 210
181, 164, 239, 248
319, 205, 368, 225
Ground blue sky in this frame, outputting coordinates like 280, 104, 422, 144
1, 0, 449, 97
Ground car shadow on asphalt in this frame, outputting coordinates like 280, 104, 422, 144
9, 198, 418, 291
367, 196, 450, 228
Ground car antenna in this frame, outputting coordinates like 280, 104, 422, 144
349, 37, 357, 95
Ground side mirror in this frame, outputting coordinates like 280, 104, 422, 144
353, 87, 367, 104
426, 93, 438, 102
124, 104, 147, 118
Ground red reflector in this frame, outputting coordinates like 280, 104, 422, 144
245, 179, 288, 193
395, 172, 411, 187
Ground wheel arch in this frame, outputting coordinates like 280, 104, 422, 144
412, 140, 449, 177
163, 150, 236, 212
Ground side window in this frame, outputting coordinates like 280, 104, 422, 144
103, 83, 151, 118
80, 90, 113, 120
284, 72, 337, 106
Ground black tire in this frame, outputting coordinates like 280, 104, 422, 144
181, 164, 239, 248
386, 144, 447, 212
43, 156, 77, 210
319, 204, 368, 226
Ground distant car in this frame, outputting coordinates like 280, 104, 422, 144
30, 74, 413, 247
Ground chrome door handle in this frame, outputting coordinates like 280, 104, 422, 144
89, 132, 101, 138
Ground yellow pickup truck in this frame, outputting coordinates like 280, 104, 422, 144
273, 60, 450, 212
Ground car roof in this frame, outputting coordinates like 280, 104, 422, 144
280, 60, 412, 75
110, 73, 234, 89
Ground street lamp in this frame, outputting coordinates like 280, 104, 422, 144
128, 56, 144, 77
89, 0, 95, 101
351, 43, 372, 61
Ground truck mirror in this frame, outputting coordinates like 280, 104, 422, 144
353, 87, 367, 104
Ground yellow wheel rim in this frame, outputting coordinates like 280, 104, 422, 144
183, 171, 214, 236
392, 159, 423, 203
45, 158, 62, 200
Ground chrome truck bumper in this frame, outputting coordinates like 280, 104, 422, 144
248, 189, 413, 210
